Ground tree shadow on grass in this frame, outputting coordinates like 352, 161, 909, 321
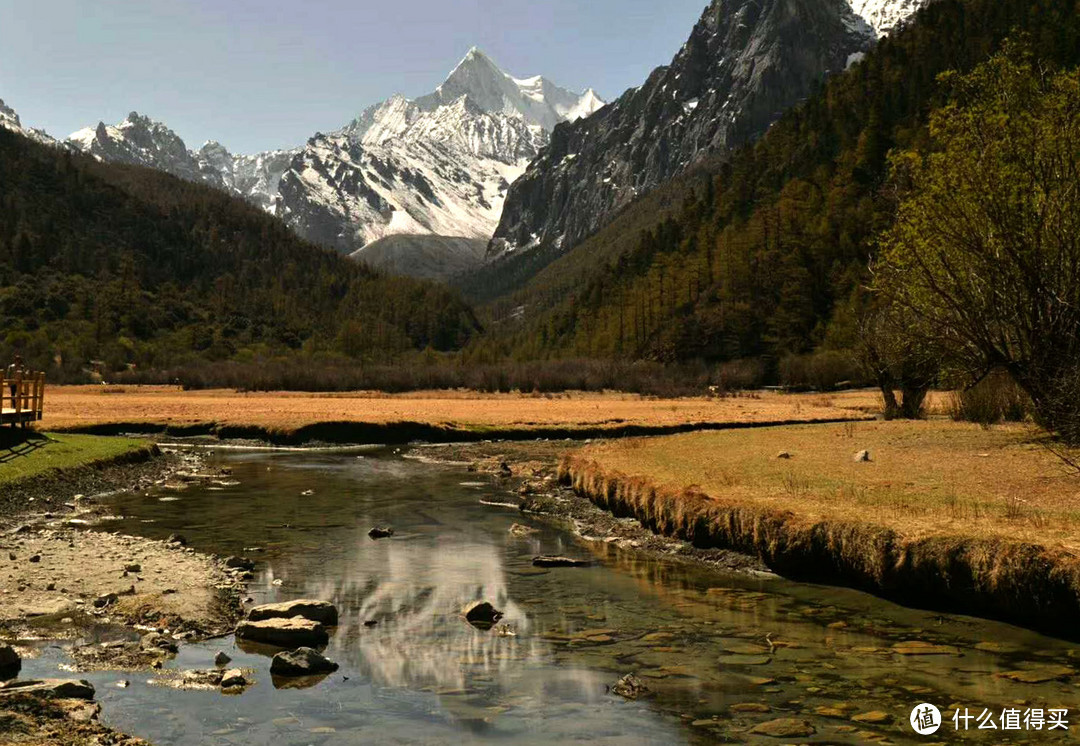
0, 429, 50, 464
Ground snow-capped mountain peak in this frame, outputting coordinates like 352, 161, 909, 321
270, 48, 604, 256
417, 48, 604, 131
0, 98, 57, 146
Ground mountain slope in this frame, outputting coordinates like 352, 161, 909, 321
0, 125, 479, 379
488, 0, 874, 265
353, 235, 488, 282
484, 0, 1080, 367
277, 49, 603, 255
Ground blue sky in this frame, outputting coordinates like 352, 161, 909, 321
0, 0, 707, 154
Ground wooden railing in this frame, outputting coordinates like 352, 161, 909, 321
1, 372, 45, 426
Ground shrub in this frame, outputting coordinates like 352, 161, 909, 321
949, 371, 1034, 426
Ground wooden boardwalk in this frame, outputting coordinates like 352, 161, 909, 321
1, 372, 45, 427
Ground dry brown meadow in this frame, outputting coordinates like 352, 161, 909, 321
38, 386, 895, 435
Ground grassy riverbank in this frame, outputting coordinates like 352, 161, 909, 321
0, 431, 150, 487
560, 420, 1080, 637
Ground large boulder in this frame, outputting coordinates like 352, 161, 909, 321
270, 647, 339, 677
0, 645, 20, 679
463, 601, 503, 630
246, 599, 338, 626
235, 617, 328, 648
0, 679, 95, 700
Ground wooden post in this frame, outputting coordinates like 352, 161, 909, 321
37, 372, 45, 420
13, 373, 21, 426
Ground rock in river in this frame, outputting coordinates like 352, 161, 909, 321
611, 673, 649, 700
0, 644, 21, 679
235, 617, 329, 648
0, 678, 96, 701
270, 647, 340, 677
246, 599, 339, 626
749, 718, 816, 738
225, 556, 256, 571
220, 669, 249, 689
532, 556, 590, 568
464, 601, 503, 630
368, 527, 394, 539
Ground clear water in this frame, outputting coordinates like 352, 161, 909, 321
20, 448, 1080, 744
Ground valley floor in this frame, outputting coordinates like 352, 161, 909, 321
37, 386, 901, 441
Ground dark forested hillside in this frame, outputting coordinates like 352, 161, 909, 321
486, 0, 1080, 373
0, 127, 479, 379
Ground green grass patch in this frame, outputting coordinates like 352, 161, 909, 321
0, 431, 148, 486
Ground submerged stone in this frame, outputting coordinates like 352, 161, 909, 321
749, 718, 816, 738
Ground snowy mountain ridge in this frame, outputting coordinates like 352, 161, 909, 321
277, 48, 604, 254
44, 48, 601, 261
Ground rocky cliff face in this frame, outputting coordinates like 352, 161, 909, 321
68, 112, 216, 185
489, 0, 875, 260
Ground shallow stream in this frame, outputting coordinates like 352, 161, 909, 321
22, 447, 1080, 743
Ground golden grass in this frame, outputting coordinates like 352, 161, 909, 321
38, 386, 877, 434
570, 420, 1080, 550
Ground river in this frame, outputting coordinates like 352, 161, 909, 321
21, 446, 1079, 743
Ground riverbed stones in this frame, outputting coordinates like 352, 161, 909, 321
532, 556, 590, 568
368, 527, 394, 539
140, 632, 179, 654
996, 665, 1074, 683
0, 678, 95, 700
749, 718, 816, 738
270, 647, 339, 677
224, 556, 255, 571
220, 669, 248, 689
246, 599, 339, 627
214, 651, 232, 667
611, 673, 649, 699
730, 702, 771, 713
852, 710, 893, 724
0, 644, 21, 679
508, 523, 539, 537
891, 640, 959, 656
463, 601, 503, 630
235, 617, 329, 648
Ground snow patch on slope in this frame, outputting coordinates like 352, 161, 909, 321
848, 0, 928, 36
